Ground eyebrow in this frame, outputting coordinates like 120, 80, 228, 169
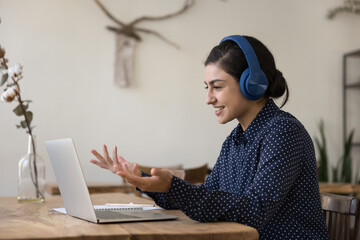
204, 79, 226, 85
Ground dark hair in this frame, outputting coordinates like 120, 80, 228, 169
204, 36, 289, 108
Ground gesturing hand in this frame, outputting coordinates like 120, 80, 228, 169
90, 145, 135, 174
90, 144, 173, 193
115, 164, 173, 193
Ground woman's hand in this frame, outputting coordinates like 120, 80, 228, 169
115, 163, 173, 193
90, 144, 172, 193
90, 145, 135, 174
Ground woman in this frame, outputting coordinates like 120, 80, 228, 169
91, 35, 329, 239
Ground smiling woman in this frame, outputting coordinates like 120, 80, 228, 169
204, 64, 261, 127
90, 35, 329, 240
203, 35, 287, 129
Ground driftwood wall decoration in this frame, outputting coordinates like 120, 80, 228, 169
94, 0, 195, 87
327, 0, 360, 19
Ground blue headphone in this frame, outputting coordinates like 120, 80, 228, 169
220, 35, 268, 100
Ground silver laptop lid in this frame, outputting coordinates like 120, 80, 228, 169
45, 138, 97, 223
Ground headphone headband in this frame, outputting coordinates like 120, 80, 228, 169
219, 35, 268, 100
220, 35, 262, 73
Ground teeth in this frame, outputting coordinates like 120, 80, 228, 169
216, 107, 223, 111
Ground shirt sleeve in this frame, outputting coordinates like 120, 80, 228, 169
146, 121, 305, 230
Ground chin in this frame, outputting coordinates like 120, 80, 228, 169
218, 118, 230, 124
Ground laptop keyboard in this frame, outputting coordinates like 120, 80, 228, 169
95, 210, 141, 220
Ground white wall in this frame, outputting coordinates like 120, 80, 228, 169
1, 0, 359, 196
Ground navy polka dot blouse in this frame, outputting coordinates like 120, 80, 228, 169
143, 99, 329, 239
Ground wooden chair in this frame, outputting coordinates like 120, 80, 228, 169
320, 193, 360, 240
184, 163, 210, 185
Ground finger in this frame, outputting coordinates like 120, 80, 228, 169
132, 163, 138, 175
116, 170, 145, 189
114, 162, 128, 176
151, 168, 161, 176
114, 164, 120, 172
113, 146, 121, 168
117, 155, 126, 165
90, 150, 110, 168
122, 161, 129, 172
103, 144, 113, 167
91, 149, 106, 163
90, 159, 108, 169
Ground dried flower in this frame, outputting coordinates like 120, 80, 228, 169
1, 85, 20, 102
7, 63, 23, 78
0, 53, 33, 132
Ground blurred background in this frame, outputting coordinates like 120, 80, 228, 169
0, 0, 359, 196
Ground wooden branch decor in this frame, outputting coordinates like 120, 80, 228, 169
94, 0, 195, 87
327, 0, 360, 19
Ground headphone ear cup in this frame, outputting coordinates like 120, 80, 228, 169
247, 71, 268, 100
239, 68, 268, 101
239, 68, 252, 100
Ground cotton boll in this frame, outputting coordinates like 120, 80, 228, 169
7, 64, 23, 78
0, 85, 19, 102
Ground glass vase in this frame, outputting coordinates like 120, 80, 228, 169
17, 135, 45, 202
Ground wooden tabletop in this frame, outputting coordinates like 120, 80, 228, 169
0, 192, 259, 240
319, 183, 360, 195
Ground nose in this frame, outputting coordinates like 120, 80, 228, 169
206, 90, 215, 105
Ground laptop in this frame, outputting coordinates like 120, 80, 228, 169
45, 138, 178, 223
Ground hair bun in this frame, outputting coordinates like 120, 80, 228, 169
274, 69, 283, 81
267, 69, 287, 101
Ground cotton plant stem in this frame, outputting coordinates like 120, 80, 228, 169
16, 94, 42, 198
1, 57, 43, 199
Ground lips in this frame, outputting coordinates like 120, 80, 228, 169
215, 106, 224, 116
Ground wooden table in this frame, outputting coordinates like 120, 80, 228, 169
0, 192, 259, 240
319, 183, 360, 197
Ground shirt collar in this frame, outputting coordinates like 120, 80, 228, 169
233, 99, 280, 145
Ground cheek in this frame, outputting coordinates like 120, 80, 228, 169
226, 86, 245, 104
226, 91, 250, 116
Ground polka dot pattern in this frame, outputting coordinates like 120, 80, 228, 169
143, 100, 329, 240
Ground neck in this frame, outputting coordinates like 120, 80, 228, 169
238, 99, 268, 131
